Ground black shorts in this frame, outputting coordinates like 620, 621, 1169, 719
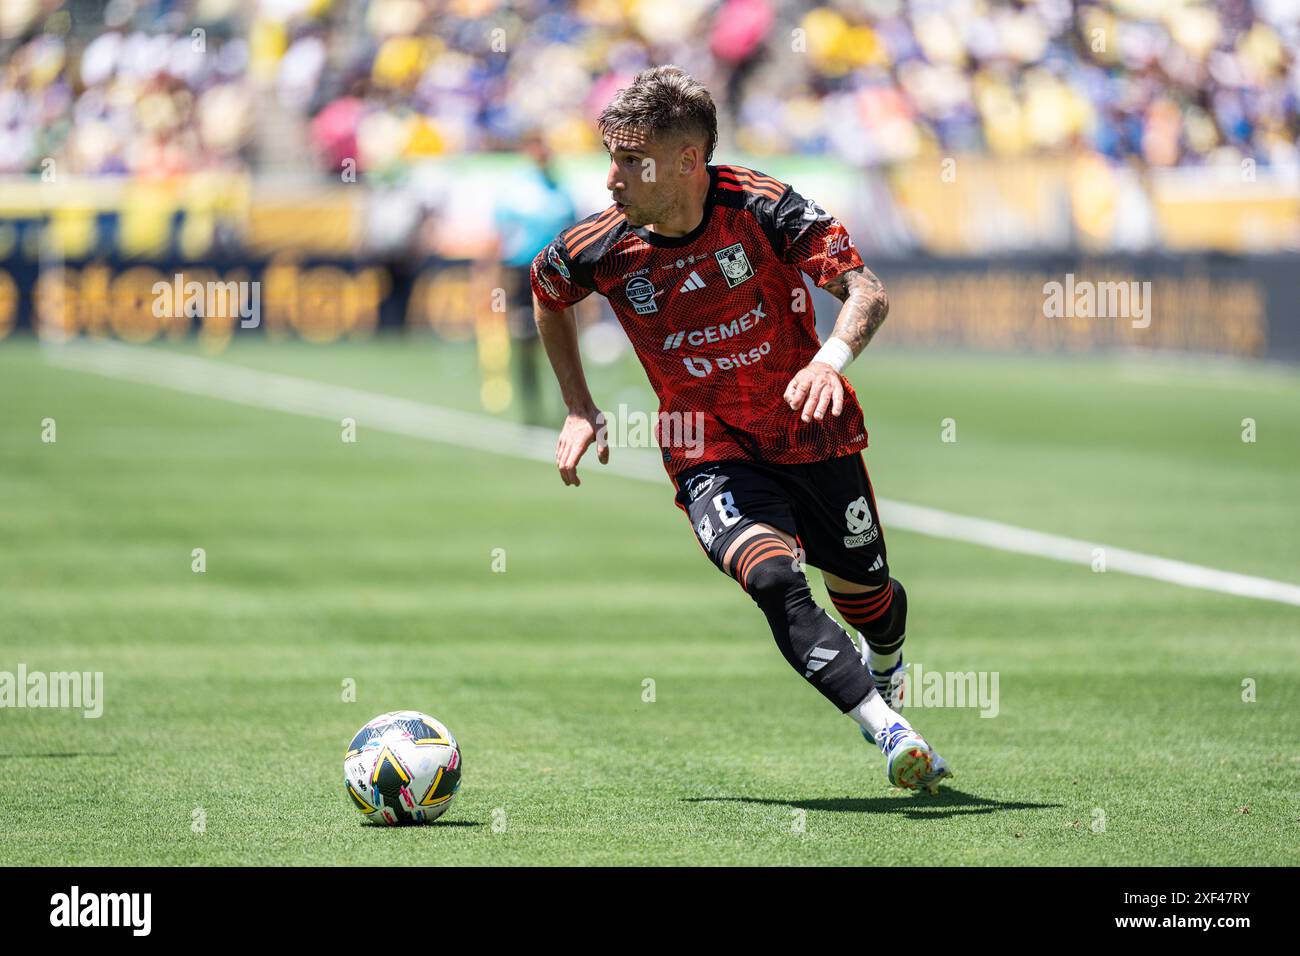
671, 453, 890, 587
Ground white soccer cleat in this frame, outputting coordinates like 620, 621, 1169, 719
873, 722, 952, 795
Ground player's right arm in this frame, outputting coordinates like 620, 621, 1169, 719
530, 238, 607, 487
533, 297, 608, 486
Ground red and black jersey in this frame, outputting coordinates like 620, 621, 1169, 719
530, 164, 869, 478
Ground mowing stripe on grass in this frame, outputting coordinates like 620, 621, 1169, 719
45, 339, 1300, 608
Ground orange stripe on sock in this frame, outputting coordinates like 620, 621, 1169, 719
840, 600, 893, 626
855, 605, 892, 624
729, 538, 768, 577
735, 539, 790, 580
732, 534, 784, 561
830, 586, 892, 611
841, 609, 889, 628
738, 544, 791, 585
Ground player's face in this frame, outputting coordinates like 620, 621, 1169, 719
603, 129, 682, 227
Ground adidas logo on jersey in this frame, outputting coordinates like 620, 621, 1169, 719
679, 271, 706, 293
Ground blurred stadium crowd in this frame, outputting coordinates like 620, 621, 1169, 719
2, 0, 1298, 178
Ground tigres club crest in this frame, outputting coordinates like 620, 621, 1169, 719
714, 242, 754, 289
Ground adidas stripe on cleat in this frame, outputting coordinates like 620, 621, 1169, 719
866, 653, 906, 710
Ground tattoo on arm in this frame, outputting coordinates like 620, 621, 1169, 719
822, 265, 888, 356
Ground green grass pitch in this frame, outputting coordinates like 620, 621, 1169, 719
1, 336, 1297, 865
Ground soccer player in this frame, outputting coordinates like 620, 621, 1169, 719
529, 66, 951, 793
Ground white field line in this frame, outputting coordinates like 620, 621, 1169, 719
43, 339, 1300, 608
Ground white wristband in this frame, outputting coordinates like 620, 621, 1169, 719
812, 337, 854, 373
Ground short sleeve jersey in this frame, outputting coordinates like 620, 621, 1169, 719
530, 164, 869, 477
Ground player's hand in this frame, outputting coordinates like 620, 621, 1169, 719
556, 407, 609, 486
784, 362, 845, 423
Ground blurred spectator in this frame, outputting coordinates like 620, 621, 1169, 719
1, 2, 252, 177
0, 0, 1296, 178
491, 129, 575, 424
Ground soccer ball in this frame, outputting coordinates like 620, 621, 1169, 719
343, 711, 462, 825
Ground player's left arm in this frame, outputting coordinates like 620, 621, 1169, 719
766, 185, 883, 423
820, 264, 889, 355
784, 264, 889, 422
